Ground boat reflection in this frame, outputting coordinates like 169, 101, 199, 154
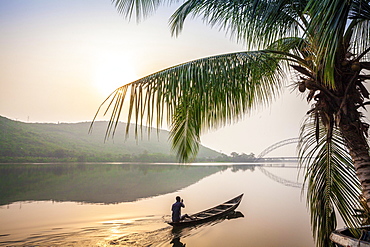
170, 211, 244, 246
225, 211, 244, 220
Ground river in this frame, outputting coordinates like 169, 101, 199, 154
0, 163, 317, 246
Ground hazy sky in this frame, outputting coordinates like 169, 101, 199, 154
0, 0, 318, 156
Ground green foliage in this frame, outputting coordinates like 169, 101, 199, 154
0, 116, 220, 163
299, 115, 361, 247
169, 0, 306, 49
95, 51, 285, 162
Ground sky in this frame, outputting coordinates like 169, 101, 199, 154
0, 0, 316, 157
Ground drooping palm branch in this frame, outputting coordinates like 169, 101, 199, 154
113, 0, 164, 21
92, 50, 286, 161
307, 0, 370, 85
169, 0, 307, 49
299, 113, 361, 247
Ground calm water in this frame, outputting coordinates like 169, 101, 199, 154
0, 163, 324, 246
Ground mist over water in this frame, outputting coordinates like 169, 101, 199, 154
0, 163, 315, 246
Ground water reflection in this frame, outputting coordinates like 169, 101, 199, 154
0, 163, 232, 205
170, 211, 244, 247
258, 167, 303, 188
170, 237, 186, 247
0, 164, 315, 246
0, 163, 300, 206
106, 210, 244, 247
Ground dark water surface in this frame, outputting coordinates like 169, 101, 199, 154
0, 163, 318, 246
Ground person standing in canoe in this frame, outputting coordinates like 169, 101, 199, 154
171, 196, 193, 223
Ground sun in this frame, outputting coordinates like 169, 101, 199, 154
93, 52, 138, 97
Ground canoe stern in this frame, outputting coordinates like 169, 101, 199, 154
330, 226, 370, 247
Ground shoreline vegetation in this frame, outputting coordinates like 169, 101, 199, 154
0, 115, 294, 164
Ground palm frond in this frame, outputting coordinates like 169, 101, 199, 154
267, 37, 305, 53
266, 37, 314, 66
93, 50, 287, 161
305, 0, 352, 86
169, 100, 200, 162
112, 0, 176, 22
298, 112, 361, 247
169, 0, 306, 49
350, 0, 370, 21
349, 0, 370, 61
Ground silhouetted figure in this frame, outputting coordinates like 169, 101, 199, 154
171, 196, 193, 223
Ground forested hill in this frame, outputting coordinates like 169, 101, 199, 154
0, 116, 220, 163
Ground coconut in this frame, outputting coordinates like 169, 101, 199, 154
351, 62, 361, 71
298, 82, 306, 92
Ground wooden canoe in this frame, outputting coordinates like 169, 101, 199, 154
168, 194, 244, 227
330, 226, 370, 247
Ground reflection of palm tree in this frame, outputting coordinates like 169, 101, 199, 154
96, 1, 370, 246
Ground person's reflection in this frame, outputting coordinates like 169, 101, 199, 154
168, 211, 244, 247
170, 237, 186, 247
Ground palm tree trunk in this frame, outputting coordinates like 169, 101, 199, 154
339, 120, 370, 207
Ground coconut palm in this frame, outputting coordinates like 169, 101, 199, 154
93, 0, 370, 246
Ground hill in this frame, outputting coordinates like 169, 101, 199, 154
0, 116, 220, 163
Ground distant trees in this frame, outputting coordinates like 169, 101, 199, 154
229, 152, 255, 162
212, 152, 256, 162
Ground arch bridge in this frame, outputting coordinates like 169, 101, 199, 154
256, 138, 303, 188
256, 138, 300, 159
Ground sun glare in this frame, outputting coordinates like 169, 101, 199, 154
93, 52, 138, 97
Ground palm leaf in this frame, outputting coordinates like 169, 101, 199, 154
298, 113, 361, 247
350, 0, 370, 20
305, 0, 352, 85
112, 0, 167, 22
170, 0, 307, 48
349, 0, 370, 61
93, 50, 286, 161
170, 100, 200, 162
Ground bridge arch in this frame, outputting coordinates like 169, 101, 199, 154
257, 138, 299, 159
